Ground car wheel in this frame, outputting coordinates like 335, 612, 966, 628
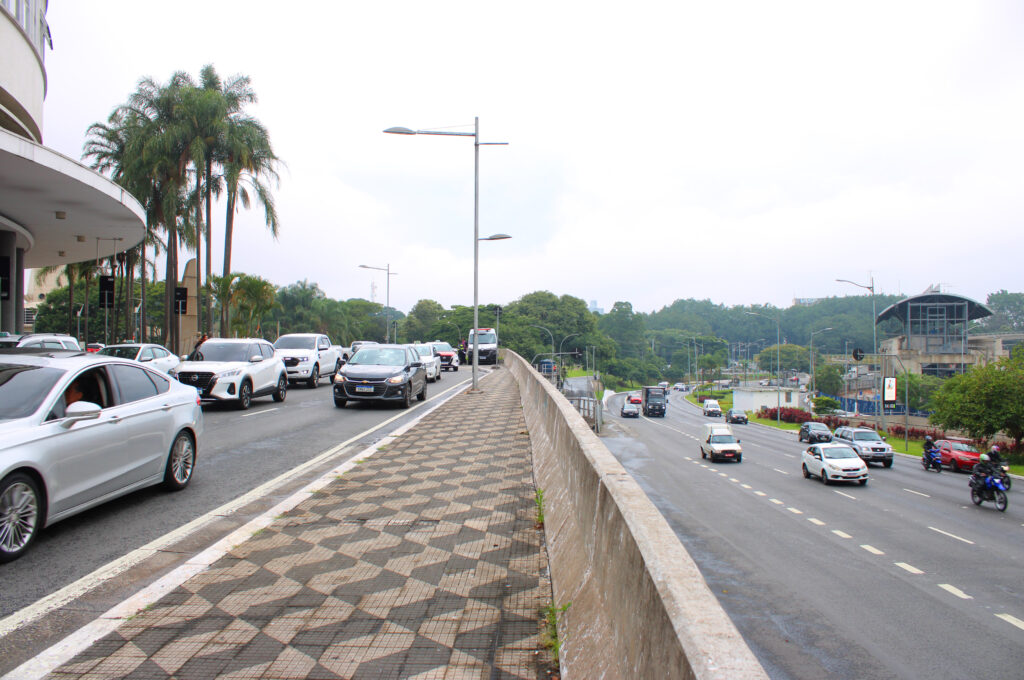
798, 433, 805, 442
417, 381, 427, 401
273, 375, 287, 402
435, 369, 441, 382
802, 464, 810, 479
307, 364, 319, 389
237, 381, 253, 410
400, 387, 412, 409
334, 397, 347, 408
736, 455, 742, 463
883, 459, 893, 469
163, 431, 196, 491
0, 473, 42, 563
453, 365, 459, 372
821, 469, 830, 485
859, 479, 868, 486
948, 459, 958, 473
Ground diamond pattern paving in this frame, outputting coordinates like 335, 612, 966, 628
48, 370, 548, 679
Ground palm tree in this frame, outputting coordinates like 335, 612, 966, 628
220, 115, 281, 335
209, 272, 240, 336
231, 274, 278, 337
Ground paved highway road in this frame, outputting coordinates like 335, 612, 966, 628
0, 373, 472, 675
603, 391, 1024, 680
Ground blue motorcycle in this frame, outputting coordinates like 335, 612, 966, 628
970, 473, 1008, 512
921, 449, 942, 473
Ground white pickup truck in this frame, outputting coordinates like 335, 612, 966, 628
273, 333, 344, 388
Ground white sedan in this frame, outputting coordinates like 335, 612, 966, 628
0, 349, 202, 562
802, 442, 869, 485
98, 343, 180, 374
411, 343, 442, 382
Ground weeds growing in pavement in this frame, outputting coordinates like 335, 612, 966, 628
534, 488, 545, 527
541, 600, 571, 663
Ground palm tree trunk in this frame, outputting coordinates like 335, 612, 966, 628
221, 188, 236, 336
66, 267, 75, 337
194, 191, 202, 336
84, 272, 91, 344
140, 240, 147, 343
164, 224, 177, 352
205, 157, 214, 335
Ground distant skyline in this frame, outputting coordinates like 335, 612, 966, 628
41, 2, 1024, 314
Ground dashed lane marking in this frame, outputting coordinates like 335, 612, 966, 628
773, 468, 790, 475
860, 544, 884, 555
755, 491, 767, 497
904, 488, 930, 498
741, 484, 752, 489
729, 478, 740, 483
938, 584, 972, 599
240, 407, 279, 417
831, 530, 852, 539
896, 562, 924, 574
808, 518, 826, 526
787, 507, 803, 514
928, 526, 974, 545
996, 614, 1024, 631
769, 498, 784, 505
834, 490, 857, 500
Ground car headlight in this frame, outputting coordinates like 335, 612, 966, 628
827, 463, 842, 471
297, 357, 309, 363
387, 374, 406, 384
218, 369, 241, 379
334, 374, 346, 383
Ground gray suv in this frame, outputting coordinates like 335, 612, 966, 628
833, 427, 894, 467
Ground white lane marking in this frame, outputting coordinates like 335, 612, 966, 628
938, 584, 973, 600
832, 530, 852, 539
729, 478, 740, 483
769, 498, 784, 505
755, 491, 767, 497
808, 518, 826, 526
741, 484, 752, 489
718, 472, 728, 477
896, 562, 924, 574
683, 456, 693, 461
928, 526, 974, 545
0, 374, 474, 641
773, 468, 790, 475
861, 544, 884, 555
782, 453, 796, 458
834, 490, 857, 500
787, 507, 803, 515
240, 407, 279, 418
904, 488, 930, 498
997, 614, 1024, 631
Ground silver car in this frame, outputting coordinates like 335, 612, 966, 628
0, 348, 202, 562
98, 343, 181, 374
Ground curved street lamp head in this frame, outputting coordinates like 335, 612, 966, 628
383, 127, 416, 135
480, 233, 511, 241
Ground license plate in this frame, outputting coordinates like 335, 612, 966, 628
723, 453, 734, 457
355, 385, 374, 393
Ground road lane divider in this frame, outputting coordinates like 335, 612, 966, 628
860, 545, 884, 555
938, 584, 972, 599
895, 562, 924, 574
928, 526, 974, 545
240, 407, 279, 418
996, 614, 1024, 631
831, 530, 852, 539
833, 490, 857, 500
787, 507, 803, 514
808, 518, 826, 526
904, 488, 930, 498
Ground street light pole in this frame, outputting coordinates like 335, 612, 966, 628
359, 264, 395, 343
559, 333, 580, 357
531, 324, 555, 358
837, 276, 882, 431
385, 119, 507, 391
747, 311, 781, 424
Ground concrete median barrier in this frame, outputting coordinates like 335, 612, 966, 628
506, 351, 767, 679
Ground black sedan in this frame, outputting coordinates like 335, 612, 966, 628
333, 344, 426, 409
726, 408, 748, 424
798, 421, 833, 443
620, 403, 640, 418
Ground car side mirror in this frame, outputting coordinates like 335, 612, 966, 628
814, 453, 822, 460
411, 361, 423, 368
139, 356, 152, 362
250, 355, 263, 363
61, 400, 101, 428
736, 439, 741, 444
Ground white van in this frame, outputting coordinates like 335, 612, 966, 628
703, 399, 722, 417
700, 423, 743, 463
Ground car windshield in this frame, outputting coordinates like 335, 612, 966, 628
0, 364, 67, 420
950, 442, 977, 452
853, 431, 882, 441
98, 346, 140, 360
808, 423, 828, 431
274, 336, 316, 350
350, 348, 407, 366
731, 410, 746, 416
823, 446, 859, 459
471, 332, 497, 344
413, 345, 433, 357
192, 342, 253, 363
711, 435, 736, 444
432, 343, 453, 352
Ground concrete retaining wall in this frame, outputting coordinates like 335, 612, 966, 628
505, 352, 767, 679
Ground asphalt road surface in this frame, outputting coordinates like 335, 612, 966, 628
603, 390, 1024, 680
0, 372, 471, 675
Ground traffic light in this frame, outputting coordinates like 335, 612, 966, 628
174, 286, 188, 315
99, 275, 115, 309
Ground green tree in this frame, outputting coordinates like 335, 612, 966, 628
598, 302, 645, 359
896, 373, 944, 412
231, 274, 278, 337
977, 290, 1024, 333
403, 299, 445, 343
930, 350, 1024, 447
756, 344, 809, 373
814, 364, 844, 395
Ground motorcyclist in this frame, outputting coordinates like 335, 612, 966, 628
923, 436, 940, 465
987, 445, 1005, 467
971, 452, 997, 487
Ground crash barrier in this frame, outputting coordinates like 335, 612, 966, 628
505, 350, 767, 679
564, 396, 602, 433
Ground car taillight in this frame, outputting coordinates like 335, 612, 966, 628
196, 395, 201, 405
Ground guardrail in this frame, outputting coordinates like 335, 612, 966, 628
565, 396, 602, 433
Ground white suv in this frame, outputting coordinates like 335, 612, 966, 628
833, 427, 894, 467
170, 338, 287, 409
273, 333, 342, 388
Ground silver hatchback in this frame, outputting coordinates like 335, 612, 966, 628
0, 348, 203, 562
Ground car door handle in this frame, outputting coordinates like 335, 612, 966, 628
107, 414, 123, 424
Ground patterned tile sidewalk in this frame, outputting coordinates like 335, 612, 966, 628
48, 370, 550, 679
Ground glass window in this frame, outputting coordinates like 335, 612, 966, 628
274, 336, 316, 350
191, 341, 251, 362
110, 364, 159, 403
260, 343, 274, 359
100, 346, 140, 360
0, 364, 66, 420
139, 347, 155, 361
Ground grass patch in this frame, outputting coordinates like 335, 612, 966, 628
750, 415, 801, 431
541, 601, 571, 664
534, 488, 545, 527
565, 368, 589, 378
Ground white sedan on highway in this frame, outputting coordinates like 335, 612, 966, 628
802, 442, 869, 486
412, 343, 442, 382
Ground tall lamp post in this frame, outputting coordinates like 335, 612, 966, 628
385, 118, 508, 391
559, 333, 580, 358
837, 276, 881, 430
531, 324, 555, 358
359, 264, 396, 343
809, 327, 833, 394
747, 311, 781, 424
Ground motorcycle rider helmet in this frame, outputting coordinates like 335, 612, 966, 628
980, 453, 990, 462
925, 435, 933, 442
991, 445, 1000, 452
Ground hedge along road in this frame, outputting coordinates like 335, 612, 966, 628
601, 390, 1024, 680
0, 372, 474, 673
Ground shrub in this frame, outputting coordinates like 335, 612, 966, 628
758, 407, 813, 424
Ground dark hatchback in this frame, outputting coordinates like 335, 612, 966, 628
726, 408, 748, 424
333, 344, 426, 409
620, 403, 640, 418
799, 421, 833, 443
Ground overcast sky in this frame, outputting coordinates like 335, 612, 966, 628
41, 1, 1024, 315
